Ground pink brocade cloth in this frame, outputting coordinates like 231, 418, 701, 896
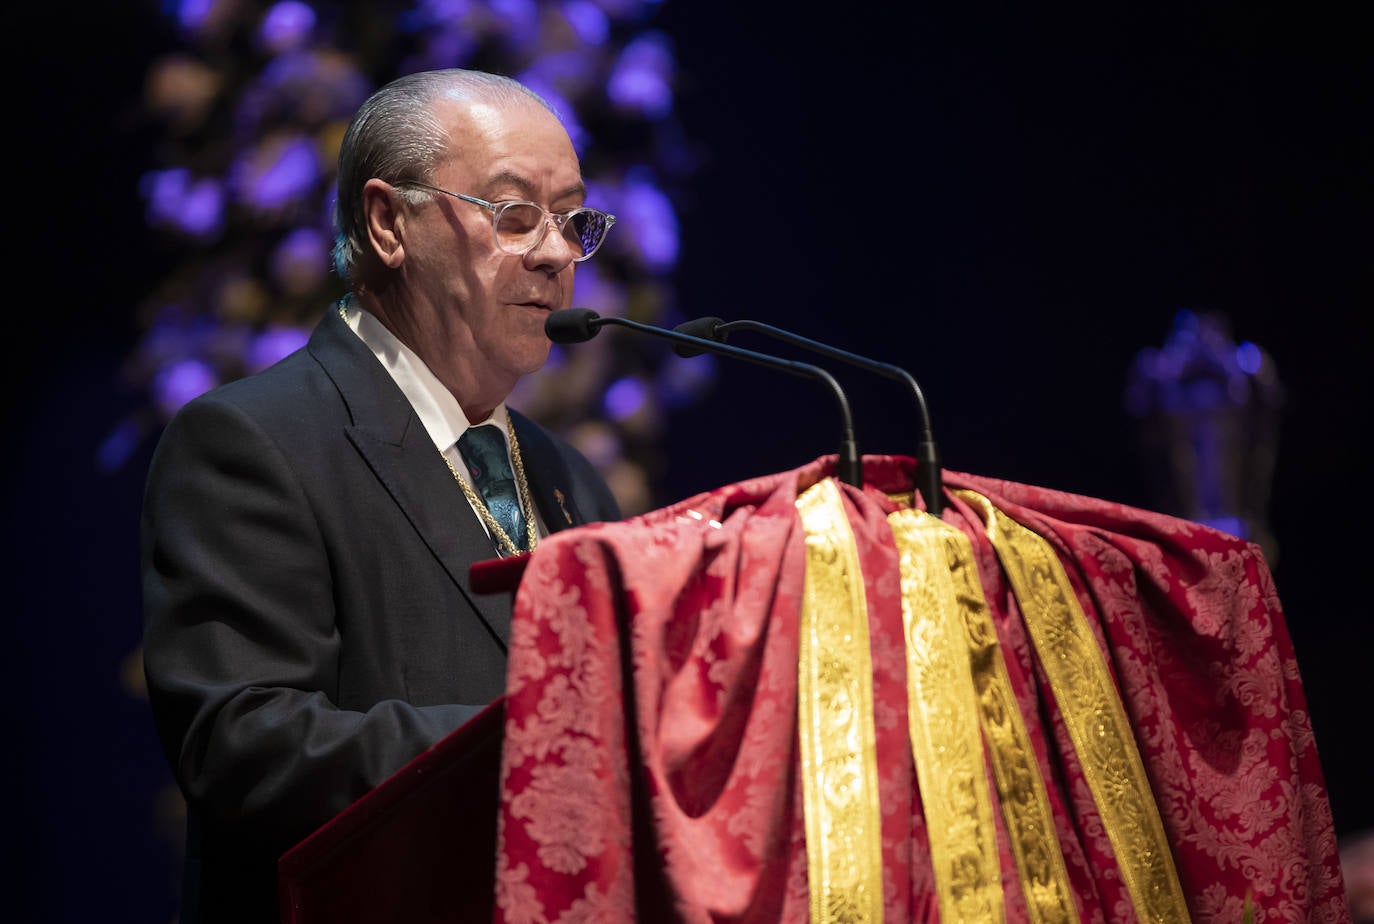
493, 456, 1349, 923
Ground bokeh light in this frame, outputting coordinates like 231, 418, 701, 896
117, 0, 709, 517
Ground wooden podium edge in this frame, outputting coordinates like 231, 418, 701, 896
277, 699, 506, 921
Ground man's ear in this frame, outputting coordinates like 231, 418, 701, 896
362, 179, 406, 269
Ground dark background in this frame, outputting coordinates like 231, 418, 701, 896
8, 3, 1369, 921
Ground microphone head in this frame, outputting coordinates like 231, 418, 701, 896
671, 317, 727, 358
545, 307, 602, 344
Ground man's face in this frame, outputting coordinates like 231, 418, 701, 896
402, 96, 585, 388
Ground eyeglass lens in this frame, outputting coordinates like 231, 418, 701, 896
494, 204, 608, 257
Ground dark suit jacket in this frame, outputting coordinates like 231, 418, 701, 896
141, 306, 621, 923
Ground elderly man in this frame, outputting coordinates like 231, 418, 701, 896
141, 68, 622, 923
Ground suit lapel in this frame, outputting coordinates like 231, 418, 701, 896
510, 409, 586, 532
308, 306, 513, 648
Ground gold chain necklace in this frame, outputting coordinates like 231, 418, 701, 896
337, 300, 539, 556
443, 419, 540, 557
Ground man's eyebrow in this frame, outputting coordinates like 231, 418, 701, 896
485, 171, 586, 202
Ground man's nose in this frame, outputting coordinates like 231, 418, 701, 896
524, 217, 580, 269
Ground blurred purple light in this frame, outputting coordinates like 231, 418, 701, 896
658, 351, 718, 407
132, 0, 703, 490
1125, 310, 1284, 416
1235, 341, 1263, 374
277, 225, 328, 263
260, 1, 317, 53
236, 51, 374, 135
597, 0, 664, 22
246, 325, 309, 373
272, 226, 330, 293
417, 27, 481, 68
571, 258, 626, 316
233, 136, 320, 210
1199, 515, 1248, 539
561, 1, 609, 44
607, 32, 674, 118
604, 376, 647, 420
523, 48, 602, 98
620, 170, 679, 270
398, 0, 477, 38
153, 358, 218, 418
173, 0, 214, 32
490, 0, 540, 48
418, 0, 476, 20
97, 418, 143, 473
141, 168, 226, 239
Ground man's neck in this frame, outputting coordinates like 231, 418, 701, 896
353, 290, 513, 427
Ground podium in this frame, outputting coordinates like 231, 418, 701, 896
278, 701, 505, 923
279, 455, 1350, 923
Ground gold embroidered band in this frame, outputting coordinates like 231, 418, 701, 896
887, 508, 1005, 923
899, 508, 1079, 923
796, 479, 884, 924
956, 490, 1192, 924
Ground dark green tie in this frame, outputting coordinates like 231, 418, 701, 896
458, 424, 529, 553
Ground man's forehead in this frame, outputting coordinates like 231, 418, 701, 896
437, 97, 580, 189
453, 99, 510, 137
439, 92, 556, 134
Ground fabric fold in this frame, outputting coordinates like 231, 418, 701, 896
492, 455, 1349, 923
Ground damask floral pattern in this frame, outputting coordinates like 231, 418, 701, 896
494, 455, 1349, 922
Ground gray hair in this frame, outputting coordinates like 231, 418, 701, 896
331, 69, 557, 285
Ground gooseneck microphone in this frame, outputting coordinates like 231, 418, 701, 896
673, 317, 943, 517
546, 308, 862, 488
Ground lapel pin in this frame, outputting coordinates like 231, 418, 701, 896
554, 487, 573, 525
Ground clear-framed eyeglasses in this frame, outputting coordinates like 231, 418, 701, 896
400, 180, 616, 262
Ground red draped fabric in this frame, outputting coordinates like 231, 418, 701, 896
493, 455, 1349, 923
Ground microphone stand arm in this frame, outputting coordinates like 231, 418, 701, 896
713, 320, 943, 516
600, 317, 863, 488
